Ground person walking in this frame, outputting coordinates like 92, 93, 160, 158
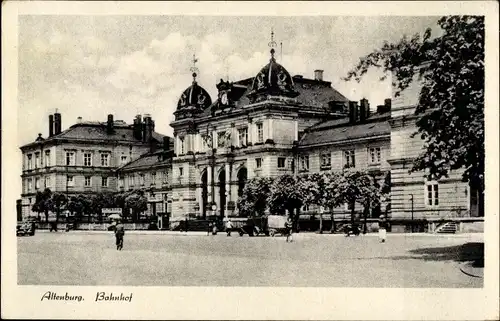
225, 219, 232, 237
378, 214, 387, 243
285, 217, 293, 243
114, 219, 125, 250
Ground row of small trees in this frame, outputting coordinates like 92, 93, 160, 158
31, 188, 148, 224
237, 170, 390, 233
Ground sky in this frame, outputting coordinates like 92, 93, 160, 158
18, 15, 441, 145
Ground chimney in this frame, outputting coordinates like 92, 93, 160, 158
142, 114, 152, 143
348, 101, 358, 124
384, 98, 392, 112
133, 115, 142, 140
107, 114, 114, 135
376, 105, 384, 113
314, 69, 324, 81
359, 98, 370, 122
163, 136, 171, 150
49, 114, 54, 137
77, 117, 82, 124
54, 112, 62, 135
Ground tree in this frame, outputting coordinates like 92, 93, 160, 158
268, 175, 305, 231
334, 170, 381, 231
90, 192, 115, 223
299, 173, 325, 233
67, 194, 92, 224
32, 191, 46, 221
49, 192, 68, 224
344, 16, 484, 214
322, 172, 342, 233
357, 174, 383, 234
237, 177, 272, 217
32, 188, 53, 222
125, 190, 148, 222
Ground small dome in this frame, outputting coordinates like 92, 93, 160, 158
248, 58, 299, 99
176, 82, 212, 111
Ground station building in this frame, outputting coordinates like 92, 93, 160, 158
19, 37, 483, 230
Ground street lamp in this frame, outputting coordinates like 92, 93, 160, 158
409, 194, 414, 233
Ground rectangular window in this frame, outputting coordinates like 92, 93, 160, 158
84, 152, 92, 167
67, 175, 74, 187
102, 177, 108, 187
151, 172, 156, 185
344, 150, 355, 168
180, 137, 185, 154
256, 123, 264, 143
320, 153, 331, 168
120, 155, 128, 165
256, 158, 262, 169
66, 152, 75, 166
140, 174, 145, 186
84, 176, 91, 187
35, 178, 40, 190
128, 175, 134, 186
118, 177, 124, 188
45, 151, 51, 167
35, 153, 40, 168
277, 157, 286, 168
300, 155, 310, 171
44, 176, 51, 188
179, 167, 184, 177
27, 154, 33, 170
426, 182, 439, 206
369, 147, 381, 164
163, 171, 168, 183
27, 179, 32, 192
100, 153, 110, 167
238, 128, 248, 147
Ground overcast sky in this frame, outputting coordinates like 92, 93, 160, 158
18, 15, 440, 145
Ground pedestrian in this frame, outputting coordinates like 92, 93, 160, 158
114, 219, 125, 250
378, 214, 387, 243
208, 221, 213, 236
225, 219, 232, 236
285, 217, 293, 243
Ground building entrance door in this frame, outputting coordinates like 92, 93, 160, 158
219, 170, 226, 218
201, 170, 208, 219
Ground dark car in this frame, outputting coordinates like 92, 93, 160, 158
16, 222, 35, 236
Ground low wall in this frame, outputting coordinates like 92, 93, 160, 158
35, 222, 151, 231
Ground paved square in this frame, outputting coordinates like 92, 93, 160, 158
18, 231, 483, 287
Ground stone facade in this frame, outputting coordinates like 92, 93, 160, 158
19, 52, 482, 226
19, 113, 167, 218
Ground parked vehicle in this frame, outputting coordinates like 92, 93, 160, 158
16, 222, 35, 236
344, 223, 361, 236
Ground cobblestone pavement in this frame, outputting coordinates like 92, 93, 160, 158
18, 232, 483, 287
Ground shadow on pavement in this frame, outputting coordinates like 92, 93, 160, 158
387, 242, 484, 267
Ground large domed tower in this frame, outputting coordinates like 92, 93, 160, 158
173, 55, 212, 121
247, 30, 299, 103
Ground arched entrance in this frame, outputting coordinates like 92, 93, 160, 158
201, 170, 208, 219
219, 169, 226, 218
237, 167, 248, 197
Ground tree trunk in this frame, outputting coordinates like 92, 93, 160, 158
350, 200, 356, 226
319, 212, 323, 234
44, 210, 49, 223
55, 207, 60, 224
330, 207, 336, 233
363, 205, 369, 234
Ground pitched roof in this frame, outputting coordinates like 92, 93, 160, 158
118, 151, 171, 171
299, 112, 391, 147
21, 122, 169, 149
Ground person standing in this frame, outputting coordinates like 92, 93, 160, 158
285, 217, 293, 243
115, 220, 125, 250
378, 215, 387, 243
